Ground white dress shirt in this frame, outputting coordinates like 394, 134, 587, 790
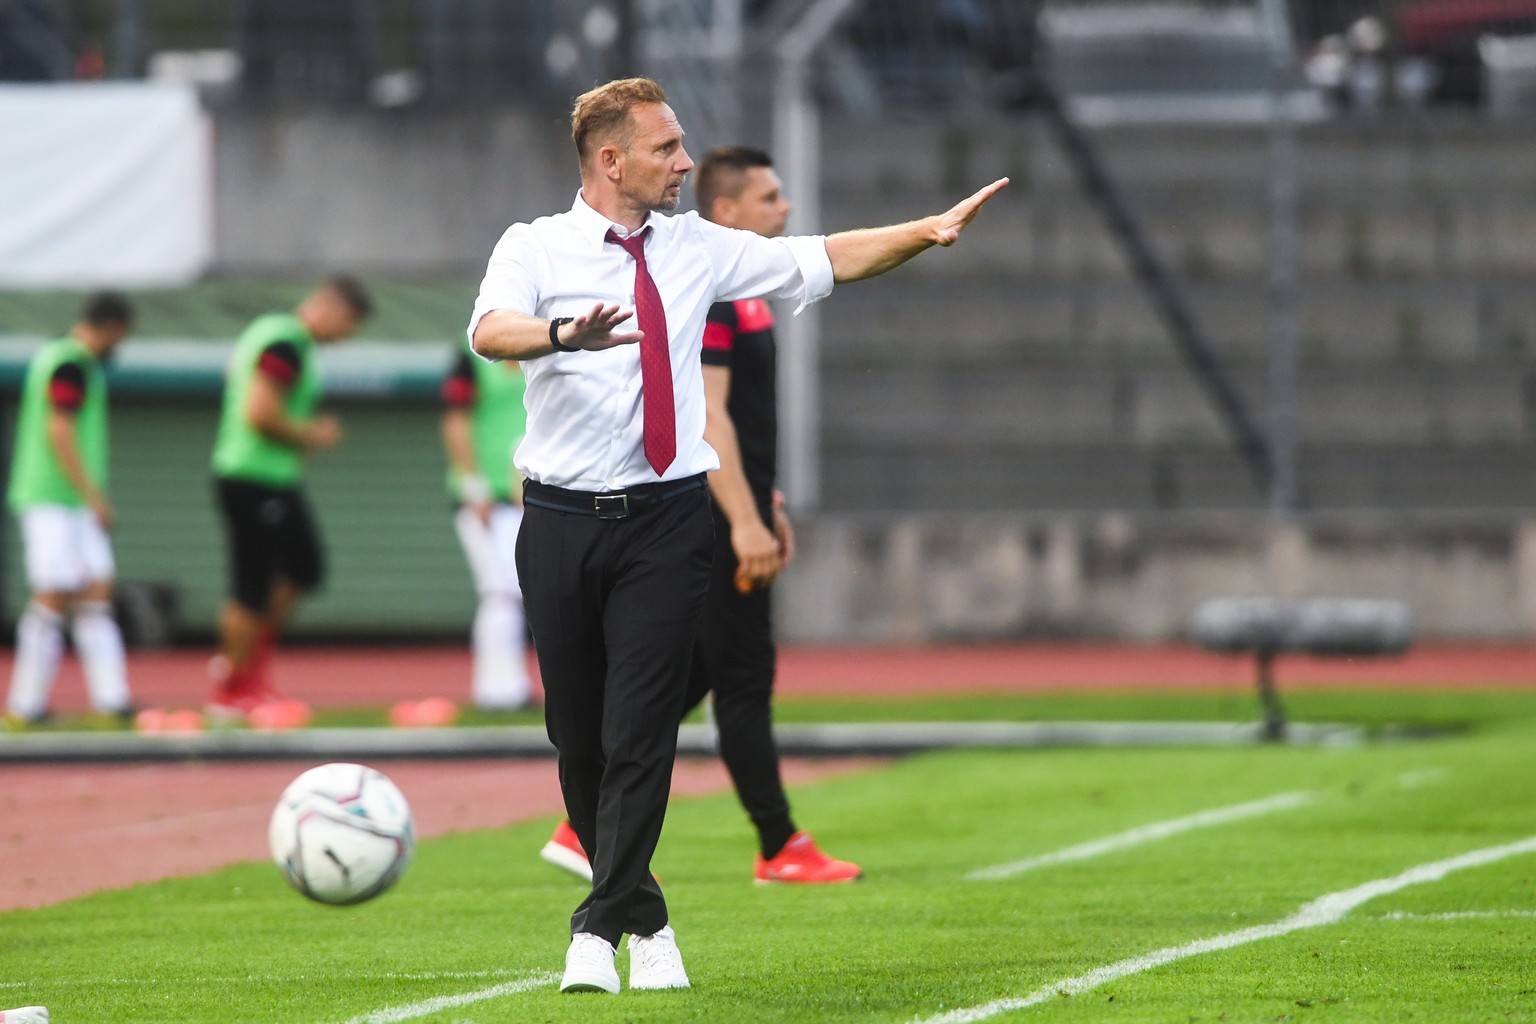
468, 191, 834, 491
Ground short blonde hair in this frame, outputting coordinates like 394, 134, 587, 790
570, 77, 669, 164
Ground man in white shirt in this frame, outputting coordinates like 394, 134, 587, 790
469, 76, 1005, 996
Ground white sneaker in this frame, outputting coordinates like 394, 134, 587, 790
560, 932, 619, 994
628, 924, 690, 990
0, 1008, 49, 1024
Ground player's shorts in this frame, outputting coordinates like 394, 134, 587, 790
19, 504, 116, 593
215, 477, 324, 612
454, 502, 523, 598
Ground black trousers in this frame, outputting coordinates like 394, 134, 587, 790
517, 486, 713, 946
682, 503, 792, 843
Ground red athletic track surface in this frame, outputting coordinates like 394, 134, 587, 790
0, 757, 882, 912
7, 642, 1536, 715
3, 642, 1532, 912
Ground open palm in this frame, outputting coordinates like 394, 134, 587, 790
935, 177, 1010, 246
569, 302, 643, 351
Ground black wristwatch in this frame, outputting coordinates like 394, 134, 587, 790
549, 317, 577, 352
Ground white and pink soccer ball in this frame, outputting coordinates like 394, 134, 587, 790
268, 763, 414, 905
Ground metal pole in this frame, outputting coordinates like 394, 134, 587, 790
1255, 650, 1287, 741
615, 0, 638, 78
110, 0, 146, 79
773, 54, 821, 510
771, 0, 860, 511
702, 0, 746, 176
713, 0, 743, 65
714, 0, 745, 157
1261, 0, 1301, 518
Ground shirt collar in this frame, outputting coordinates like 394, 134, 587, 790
571, 189, 660, 246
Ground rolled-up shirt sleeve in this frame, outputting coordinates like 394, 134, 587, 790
698, 217, 835, 314
778, 235, 835, 312
467, 224, 543, 345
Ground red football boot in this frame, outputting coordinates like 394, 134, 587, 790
754, 831, 863, 884
540, 821, 593, 882
205, 655, 265, 724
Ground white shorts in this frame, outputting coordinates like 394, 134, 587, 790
20, 505, 116, 594
455, 503, 522, 598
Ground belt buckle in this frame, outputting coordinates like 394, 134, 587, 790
594, 493, 630, 520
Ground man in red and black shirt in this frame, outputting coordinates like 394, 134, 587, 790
540, 147, 861, 886
691, 147, 860, 882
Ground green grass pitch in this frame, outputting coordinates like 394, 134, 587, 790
4, 690, 1536, 1023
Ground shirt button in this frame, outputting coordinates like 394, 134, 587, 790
613, 429, 622, 438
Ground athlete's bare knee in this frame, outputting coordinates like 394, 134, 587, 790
81, 580, 114, 605
30, 591, 71, 615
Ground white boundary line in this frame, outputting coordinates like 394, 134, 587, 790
967, 791, 1316, 881
332, 970, 560, 1024
1394, 768, 1449, 789
921, 834, 1536, 1024
1375, 910, 1536, 921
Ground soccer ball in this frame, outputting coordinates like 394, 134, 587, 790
268, 762, 415, 905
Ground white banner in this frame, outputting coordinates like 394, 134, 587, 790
0, 83, 212, 287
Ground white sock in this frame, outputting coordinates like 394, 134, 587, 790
472, 592, 531, 709
71, 600, 131, 713
8, 603, 64, 720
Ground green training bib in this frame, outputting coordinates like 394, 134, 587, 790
211, 313, 322, 487
8, 337, 108, 512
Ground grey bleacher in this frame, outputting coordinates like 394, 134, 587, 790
812, 114, 1536, 514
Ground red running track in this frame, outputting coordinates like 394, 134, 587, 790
0, 757, 882, 912
11, 642, 1535, 715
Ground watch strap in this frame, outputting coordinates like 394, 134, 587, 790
549, 317, 576, 351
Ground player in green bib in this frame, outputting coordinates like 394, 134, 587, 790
207, 277, 371, 721
5, 293, 135, 726
440, 336, 532, 711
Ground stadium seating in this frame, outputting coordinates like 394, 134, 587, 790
815, 116, 1536, 514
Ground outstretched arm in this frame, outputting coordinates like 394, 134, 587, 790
825, 177, 1009, 283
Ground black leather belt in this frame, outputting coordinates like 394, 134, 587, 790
522, 474, 707, 521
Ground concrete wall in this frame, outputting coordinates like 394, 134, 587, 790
211, 109, 1536, 278
775, 513, 1536, 643
213, 106, 577, 275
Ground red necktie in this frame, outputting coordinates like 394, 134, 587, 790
606, 227, 676, 476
